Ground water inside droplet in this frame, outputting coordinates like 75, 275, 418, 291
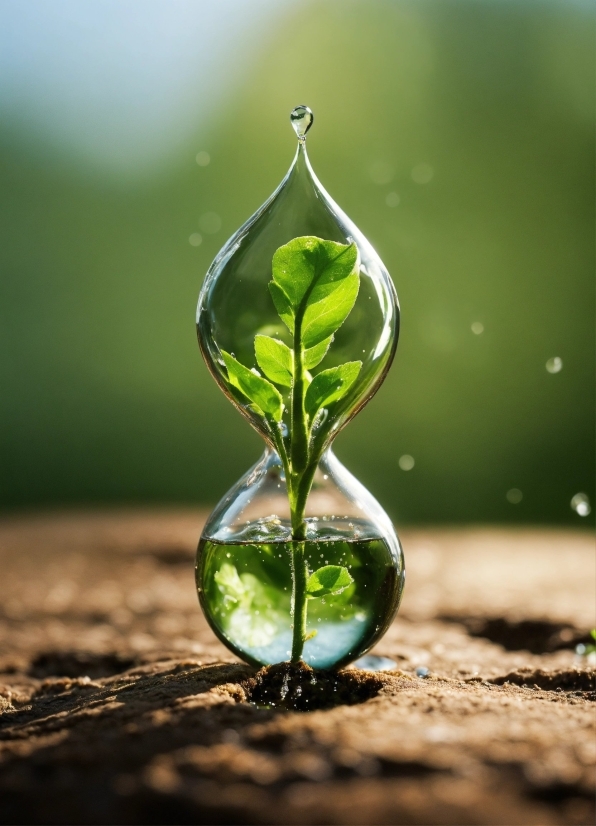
290, 105, 313, 140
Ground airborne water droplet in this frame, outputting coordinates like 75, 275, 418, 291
290, 105, 313, 141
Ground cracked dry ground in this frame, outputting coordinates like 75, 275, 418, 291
0, 512, 594, 825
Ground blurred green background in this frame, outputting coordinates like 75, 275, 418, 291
0, 0, 594, 525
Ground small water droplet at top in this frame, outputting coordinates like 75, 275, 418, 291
195, 150, 210, 167
415, 666, 430, 678
506, 488, 523, 504
471, 322, 484, 335
546, 356, 563, 374
290, 105, 313, 140
571, 492, 591, 517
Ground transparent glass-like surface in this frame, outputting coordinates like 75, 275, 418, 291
196, 449, 404, 669
197, 114, 399, 455
195, 107, 403, 669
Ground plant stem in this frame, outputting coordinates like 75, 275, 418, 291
290, 319, 309, 479
290, 541, 308, 662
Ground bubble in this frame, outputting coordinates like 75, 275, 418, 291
571, 492, 591, 517
385, 191, 400, 207
195, 151, 210, 167
411, 163, 434, 184
471, 322, 484, 335
199, 212, 221, 234
506, 488, 523, 504
415, 666, 430, 678
369, 161, 394, 185
399, 454, 415, 471
189, 233, 202, 247
546, 357, 563, 374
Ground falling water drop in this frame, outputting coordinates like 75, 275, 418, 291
546, 357, 563, 374
571, 493, 591, 517
290, 105, 313, 140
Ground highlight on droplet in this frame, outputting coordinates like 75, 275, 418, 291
399, 455, 415, 471
506, 488, 523, 504
546, 357, 563, 374
571, 492, 591, 517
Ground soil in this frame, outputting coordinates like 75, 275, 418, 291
0, 510, 594, 825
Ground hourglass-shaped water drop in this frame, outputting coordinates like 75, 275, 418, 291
196, 106, 404, 669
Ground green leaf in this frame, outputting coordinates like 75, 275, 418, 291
268, 282, 294, 334
302, 274, 360, 348
272, 236, 358, 310
214, 563, 246, 603
304, 335, 333, 370
306, 565, 354, 598
221, 350, 284, 421
254, 335, 293, 387
305, 361, 362, 419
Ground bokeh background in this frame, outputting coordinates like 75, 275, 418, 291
0, 0, 593, 526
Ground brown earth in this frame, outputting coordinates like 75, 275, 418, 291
0, 510, 594, 825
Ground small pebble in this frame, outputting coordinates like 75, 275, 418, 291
416, 666, 430, 678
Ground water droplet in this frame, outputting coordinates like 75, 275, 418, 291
546, 356, 563, 374
506, 488, 523, 504
416, 666, 430, 678
385, 191, 400, 207
189, 233, 202, 247
399, 454, 415, 471
195, 151, 210, 167
290, 105, 313, 140
199, 212, 221, 234
411, 163, 434, 184
471, 322, 484, 335
571, 492, 591, 517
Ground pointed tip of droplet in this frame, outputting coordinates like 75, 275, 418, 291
290, 105, 313, 141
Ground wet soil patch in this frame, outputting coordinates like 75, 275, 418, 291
442, 616, 591, 654
490, 667, 595, 696
242, 661, 386, 711
29, 650, 138, 680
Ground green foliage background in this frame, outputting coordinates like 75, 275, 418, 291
1, 0, 593, 524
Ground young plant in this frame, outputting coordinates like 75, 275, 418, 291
219, 236, 361, 661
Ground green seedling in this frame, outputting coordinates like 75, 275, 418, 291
219, 236, 360, 661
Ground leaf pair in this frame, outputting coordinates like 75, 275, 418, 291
221, 351, 283, 421
254, 333, 333, 387
220, 237, 363, 425
270, 236, 361, 348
